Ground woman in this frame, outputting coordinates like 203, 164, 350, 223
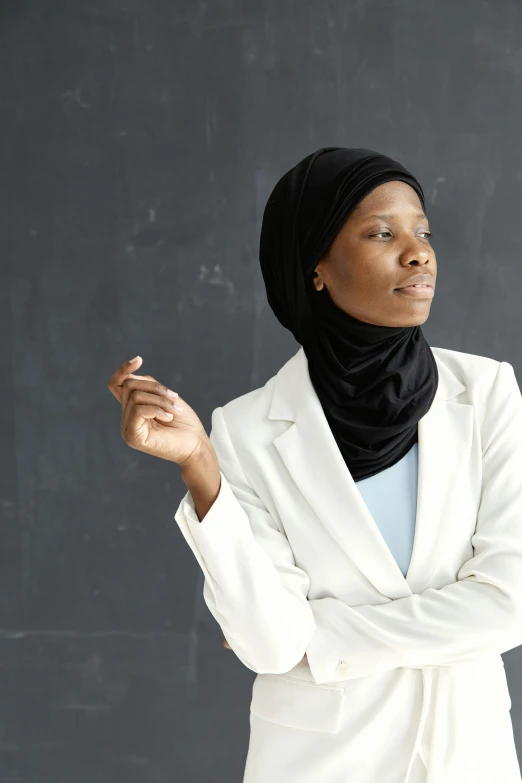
109, 148, 522, 783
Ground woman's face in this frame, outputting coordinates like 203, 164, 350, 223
312, 180, 436, 326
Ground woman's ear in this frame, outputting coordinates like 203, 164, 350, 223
312, 269, 325, 292
312, 252, 330, 292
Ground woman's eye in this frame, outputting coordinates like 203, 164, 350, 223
370, 230, 432, 239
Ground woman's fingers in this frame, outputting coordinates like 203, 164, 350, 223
121, 376, 179, 425
222, 635, 232, 649
120, 388, 182, 432
107, 356, 145, 402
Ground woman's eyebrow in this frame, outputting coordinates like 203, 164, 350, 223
361, 212, 428, 221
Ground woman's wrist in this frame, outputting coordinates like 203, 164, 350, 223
180, 439, 221, 522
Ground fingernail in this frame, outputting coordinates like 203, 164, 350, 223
129, 355, 141, 362
167, 389, 179, 398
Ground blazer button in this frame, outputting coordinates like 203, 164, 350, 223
337, 661, 349, 676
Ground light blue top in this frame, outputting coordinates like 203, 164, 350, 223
354, 442, 418, 577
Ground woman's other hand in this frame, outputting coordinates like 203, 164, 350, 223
108, 356, 209, 468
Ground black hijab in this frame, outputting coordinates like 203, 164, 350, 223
259, 147, 438, 482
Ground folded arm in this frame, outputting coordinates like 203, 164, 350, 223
174, 362, 522, 682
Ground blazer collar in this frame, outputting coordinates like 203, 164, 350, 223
268, 347, 472, 598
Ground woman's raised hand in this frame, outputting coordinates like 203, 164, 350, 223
107, 356, 210, 468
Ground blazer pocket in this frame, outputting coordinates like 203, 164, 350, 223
250, 673, 345, 734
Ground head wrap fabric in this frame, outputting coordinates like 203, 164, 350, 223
259, 147, 438, 481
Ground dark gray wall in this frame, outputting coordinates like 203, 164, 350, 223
2, 0, 522, 780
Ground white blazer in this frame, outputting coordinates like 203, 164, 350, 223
174, 345, 522, 783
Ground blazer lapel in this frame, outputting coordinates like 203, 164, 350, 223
269, 347, 473, 600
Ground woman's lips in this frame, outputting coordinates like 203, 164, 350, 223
395, 284, 434, 298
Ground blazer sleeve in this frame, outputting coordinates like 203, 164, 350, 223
173, 405, 316, 675
305, 360, 522, 684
